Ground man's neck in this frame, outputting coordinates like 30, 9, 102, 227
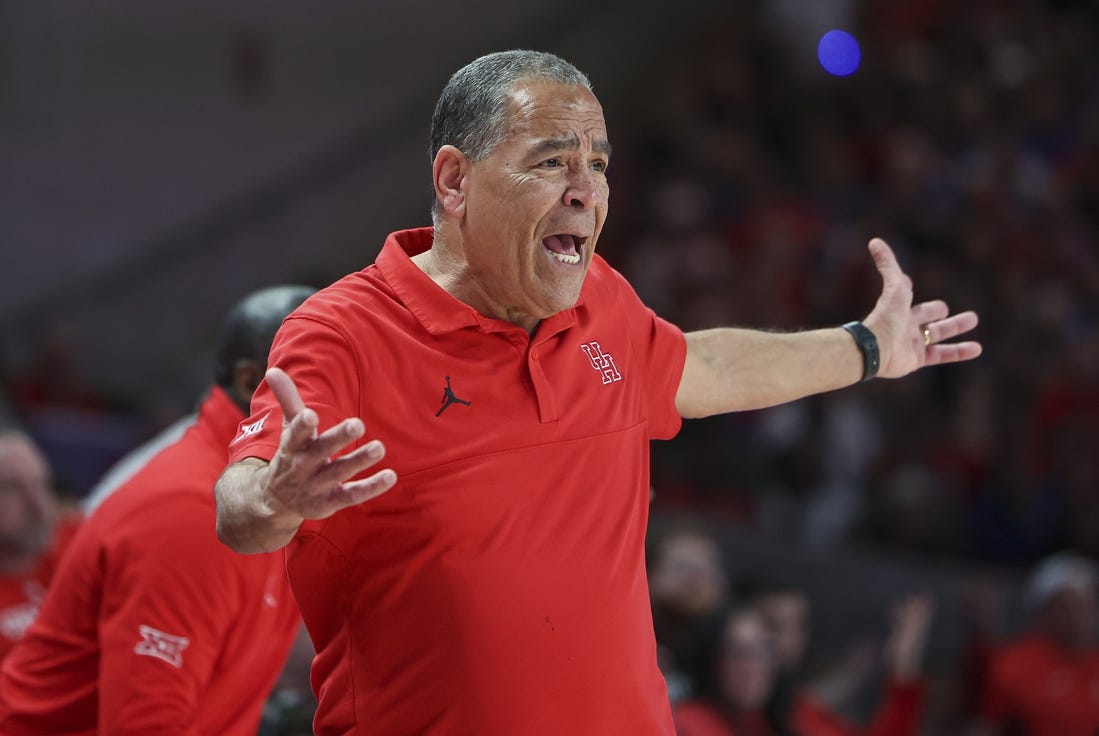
412, 241, 540, 333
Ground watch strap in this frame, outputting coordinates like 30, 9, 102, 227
842, 321, 880, 382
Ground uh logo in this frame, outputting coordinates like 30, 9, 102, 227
580, 341, 622, 385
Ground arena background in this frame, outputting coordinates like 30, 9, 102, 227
3, 1, 1097, 731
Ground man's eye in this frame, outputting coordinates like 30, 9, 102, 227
542, 158, 560, 167
592, 160, 608, 173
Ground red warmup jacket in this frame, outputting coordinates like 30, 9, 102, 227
0, 387, 300, 736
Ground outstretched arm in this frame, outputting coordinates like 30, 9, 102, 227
215, 368, 397, 554
675, 238, 981, 418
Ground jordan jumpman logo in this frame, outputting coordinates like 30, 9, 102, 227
436, 376, 472, 417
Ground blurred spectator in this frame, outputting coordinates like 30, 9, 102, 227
0, 430, 79, 662
675, 593, 931, 736
675, 605, 782, 736
649, 522, 732, 703
975, 553, 1099, 736
752, 584, 811, 675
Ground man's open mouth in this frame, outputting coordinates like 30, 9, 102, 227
541, 234, 586, 265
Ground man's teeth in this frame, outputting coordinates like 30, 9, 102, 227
550, 250, 581, 265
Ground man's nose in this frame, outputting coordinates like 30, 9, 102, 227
562, 167, 600, 209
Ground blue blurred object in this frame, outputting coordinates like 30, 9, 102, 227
818, 30, 861, 77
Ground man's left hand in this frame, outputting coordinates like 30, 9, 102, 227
863, 238, 982, 378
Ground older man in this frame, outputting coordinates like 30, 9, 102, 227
215, 50, 980, 735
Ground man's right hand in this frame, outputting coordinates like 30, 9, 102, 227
265, 366, 397, 520
215, 367, 397, 553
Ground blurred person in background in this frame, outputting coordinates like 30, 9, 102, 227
974, 552, 1099, 736
799, 594, 931, 736
649, 522, 732, 702
752, 586, 810, 677
750, 583, 811, 725
676, 593, 932, 736
756, 587, 932, 735
0, 285, 313, 736
0, 430, 79, 662
675, 605, 786, 736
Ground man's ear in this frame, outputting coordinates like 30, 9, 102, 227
231, 360, 263, 411
433, 145, 469, 218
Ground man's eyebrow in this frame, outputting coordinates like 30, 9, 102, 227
529, 135, 579, 158
528, 135, 613, 159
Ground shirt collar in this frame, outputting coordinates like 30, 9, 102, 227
376, 227, 582, 340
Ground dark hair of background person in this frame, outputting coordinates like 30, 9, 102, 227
213, 285, 314, 408
732, 579, 805, 735
690, 603, 797, 736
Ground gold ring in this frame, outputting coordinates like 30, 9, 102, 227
923, 327, 932, 347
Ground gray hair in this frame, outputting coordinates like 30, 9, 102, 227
429, 50, 592, 167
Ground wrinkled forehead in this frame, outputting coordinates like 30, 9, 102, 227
505, 80, 609, 142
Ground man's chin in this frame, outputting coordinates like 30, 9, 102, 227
541, 290, 584, 318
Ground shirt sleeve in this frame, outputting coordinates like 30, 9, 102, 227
228, 314, 363, 464
96, 496, 247, 735
604, 264, 686, 440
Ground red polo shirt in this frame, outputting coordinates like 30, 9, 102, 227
228, 227, 687, 735
0, 387, 300, 736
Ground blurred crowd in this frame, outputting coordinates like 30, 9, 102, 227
648, 521, 1099, 735
597, 0, 1099, 566
2, 0, 1099, 733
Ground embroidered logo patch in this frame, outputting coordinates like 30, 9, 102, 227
134, 625, 190, 668
580, 341, 622, 384
232, 412, 269, 444
0, 601, 39, 643
0, 582, 44, 643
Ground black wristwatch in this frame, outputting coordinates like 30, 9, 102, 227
841, 321, 879, 382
